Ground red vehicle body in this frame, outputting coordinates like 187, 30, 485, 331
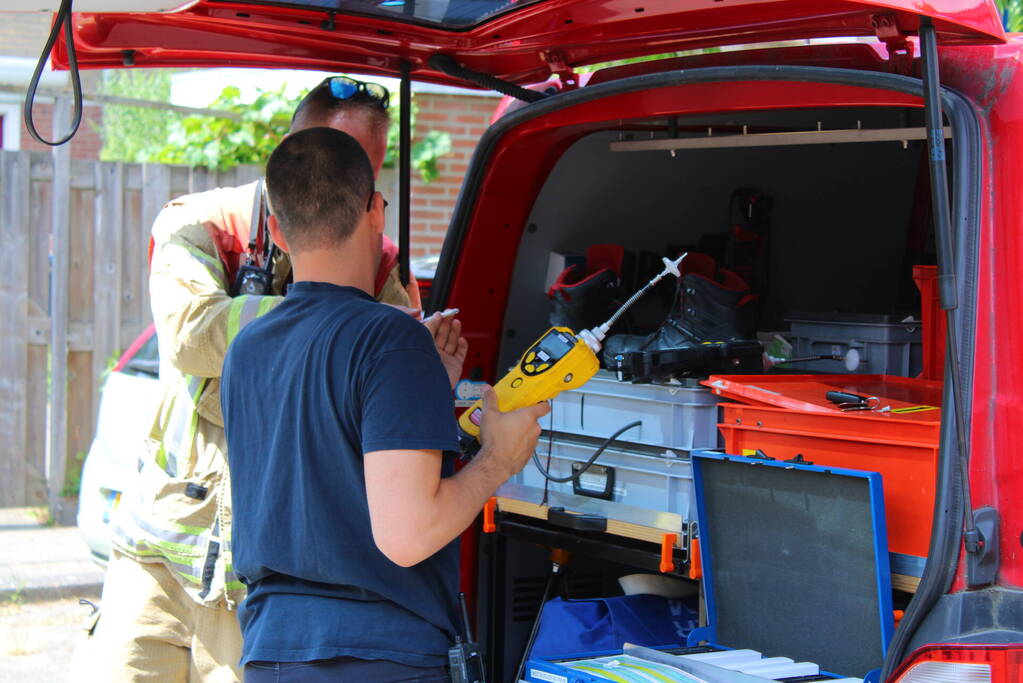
44, 0, 1023, 679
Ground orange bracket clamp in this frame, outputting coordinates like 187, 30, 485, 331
660, 533, 678, 573
483, 497, 497, 533
688, 537, 703, 580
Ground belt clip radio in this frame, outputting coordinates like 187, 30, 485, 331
448, 592, 486, 683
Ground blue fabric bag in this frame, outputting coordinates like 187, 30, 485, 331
529, 594, 699, 659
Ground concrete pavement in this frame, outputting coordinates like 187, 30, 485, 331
0, 507, 104, 604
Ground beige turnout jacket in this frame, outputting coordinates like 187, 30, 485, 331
111, 181, 415, 608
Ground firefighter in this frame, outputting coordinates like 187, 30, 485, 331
78, 77, 417, 682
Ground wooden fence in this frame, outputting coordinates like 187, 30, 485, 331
0, 149, 261, 512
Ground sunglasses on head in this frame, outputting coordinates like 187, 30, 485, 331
327, 76, 390, 110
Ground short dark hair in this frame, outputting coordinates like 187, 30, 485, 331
266, 127, 375, 251
291, 77, 390, 138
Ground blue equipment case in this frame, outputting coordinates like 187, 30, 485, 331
687, 451, 894, 681
524, 451, 895, 683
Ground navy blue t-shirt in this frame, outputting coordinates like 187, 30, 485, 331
221, 282, 462, 667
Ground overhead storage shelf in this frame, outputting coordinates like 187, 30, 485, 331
610, 126, 953, 152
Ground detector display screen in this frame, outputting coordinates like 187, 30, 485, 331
534, 331, 575, 362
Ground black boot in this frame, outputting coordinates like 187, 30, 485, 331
548, 245, 624, 332
603, 268, 757, 366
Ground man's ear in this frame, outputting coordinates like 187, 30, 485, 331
267, 214, 291, 254
370, 192, 386, 236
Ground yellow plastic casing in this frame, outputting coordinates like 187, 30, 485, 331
458, 327, 599, 441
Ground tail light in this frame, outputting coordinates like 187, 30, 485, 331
891, 645, 1023, 683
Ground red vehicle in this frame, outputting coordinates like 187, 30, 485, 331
45, 0, 1023, 680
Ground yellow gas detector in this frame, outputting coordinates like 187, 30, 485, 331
458, 253, 687, 444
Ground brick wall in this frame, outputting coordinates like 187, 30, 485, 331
0, 14, 54, 58
19, 102, 104, 161
4, 12, 103, 159
410, 92, 501, 258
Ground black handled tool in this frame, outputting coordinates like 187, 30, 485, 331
826, 390, 869, 406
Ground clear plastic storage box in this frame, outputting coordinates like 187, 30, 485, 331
785, 312, 922, 377
543, 372, 720, 451
512, 437, 695, 520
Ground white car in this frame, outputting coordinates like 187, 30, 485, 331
77, 325, 163, 564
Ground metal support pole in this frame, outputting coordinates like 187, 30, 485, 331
919, 17, 980, 548
47, 94, 71, 523
920, 18, 957, 311
399, 62, 412, 287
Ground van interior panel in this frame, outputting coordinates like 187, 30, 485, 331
499, 106, 932, 370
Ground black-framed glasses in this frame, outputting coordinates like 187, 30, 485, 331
328, 76, 390, 110
366, 188, 389, 212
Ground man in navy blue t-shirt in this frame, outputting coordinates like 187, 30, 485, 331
221, 127, 549, 682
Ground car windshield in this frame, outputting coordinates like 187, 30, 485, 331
214, 0, 536, 28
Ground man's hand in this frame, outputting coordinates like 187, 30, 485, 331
423, 312, 468, 388
478, 386, 551, 479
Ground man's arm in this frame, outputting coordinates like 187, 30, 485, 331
364, 388, 549, 567
150, 204, 281, 378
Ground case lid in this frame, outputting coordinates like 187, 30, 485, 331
689, 451, 894, 678
703, 374, 943, 421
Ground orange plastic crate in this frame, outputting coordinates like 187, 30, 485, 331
718, 402, 938, 563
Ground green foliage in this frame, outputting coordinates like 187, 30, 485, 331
7, 585, 25, 606
98, 70, 179, 163
148, 83, 452, 182
997, 0, 1023, 31
98, 75, 453, 180
152, 85, 298, 171
28, 507, 54, 527
60, 452, 86, 498
99, 350, 121, 393
410, 130, 453, 183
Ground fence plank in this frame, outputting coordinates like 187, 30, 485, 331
122, 184, 142, 334
124, 163, 142, 191
0, 152, 31, 507
67, 351, 93, 497
67, 184, 97, 496
170, 166, 190, 199
69, 189, 96, 324
140, 165, 171, 328
235, 165, 262, 186
71, 159, 95, 190
94, 163, 124, 392
48, 96, 72, 520
25, 345, 48, 505
28, 160, 51, 318
26, 158, 51, 506
190, 166, 212, 193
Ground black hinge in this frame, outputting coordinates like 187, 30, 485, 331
967, 507, 1000, 588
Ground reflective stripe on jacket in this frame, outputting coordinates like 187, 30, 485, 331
111, 181, 416, 608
